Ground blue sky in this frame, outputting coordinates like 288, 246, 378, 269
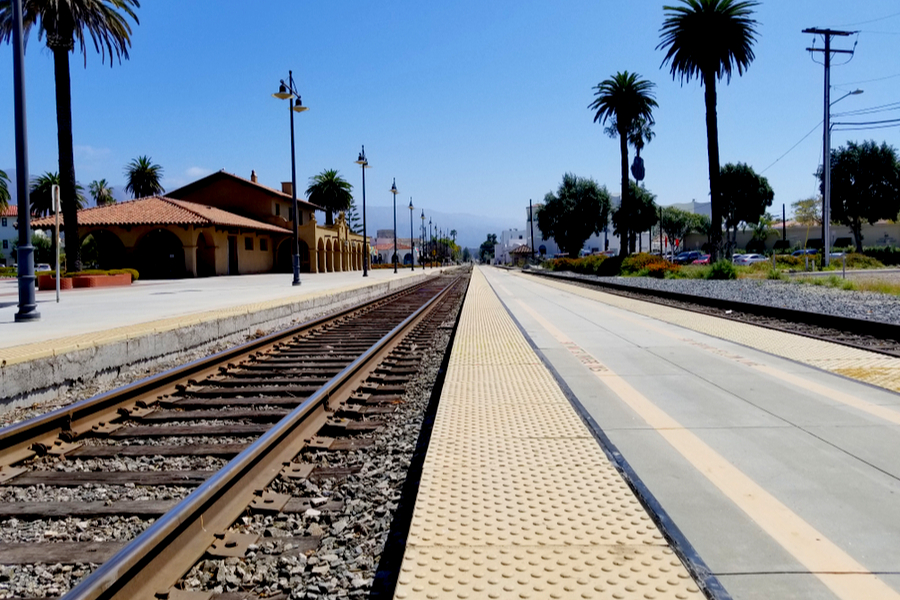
2, 0, 899, 240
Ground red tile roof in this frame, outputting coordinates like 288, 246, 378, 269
1, 205, 17, 218
32, 197, 291, 234
168, 170, 324, 211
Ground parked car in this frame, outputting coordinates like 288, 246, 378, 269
791, 248, 818, 257
691, 254, 711, 265
732, 253, 768, 265
35, 263, 52, 271
673, 251, 702, 265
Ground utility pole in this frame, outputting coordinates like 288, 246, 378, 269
529, 199, 535, 261
804, 27, 855, 267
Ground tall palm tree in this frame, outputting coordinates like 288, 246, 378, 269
306, 169, 353, 227
0, 0, 141, 271
30, 171, 85, 217
0, 169, 9, 212
124, 155, 164, 199
88, 178, 115, 205
589, 71, 658, 255
658, 0, 759, 260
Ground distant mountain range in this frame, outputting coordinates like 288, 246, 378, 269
3, 168, 518, 249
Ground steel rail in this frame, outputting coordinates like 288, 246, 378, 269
0, 278, 430, 468
524, 269, 900, 343
61, 277, 460, 600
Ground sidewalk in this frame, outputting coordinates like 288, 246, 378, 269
0, 268, 435, 400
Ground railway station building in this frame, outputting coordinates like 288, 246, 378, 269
31, 170, 368, 278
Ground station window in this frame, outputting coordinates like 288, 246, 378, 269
1, 218, 6, 227
260, 238, 268, 252
275, 204, 281, 217
245, 237, 253, 251
1, 240, 7, 249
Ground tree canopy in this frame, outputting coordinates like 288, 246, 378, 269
613, 183, 658, 246
1, 0, 141, 271
306, 169, 352, 227
658, 206, 694, 253
0, 169, 9, 212
822, 140, 900, 252
589, 71, 657, 255
88, 178, 115, 206
537, 173, 611, 258
124, 156, 164, 199
791, 196, 822, 227
479, 233, 497, 262
30, 172, 85, 217
720, 162, 773, 250
658, 0, 760, 261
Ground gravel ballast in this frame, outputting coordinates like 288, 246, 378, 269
547, 273, 900, 325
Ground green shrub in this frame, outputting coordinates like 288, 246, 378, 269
644, 262, 680, 279
113, 268, 140, 281
863, 246, 900, 266
837, 253, 883, 270
707, 259, 737, 280
595, 255, 625, 276
621, 252, 667, 274
774, 255, 803, 268
574, 255, 607, 275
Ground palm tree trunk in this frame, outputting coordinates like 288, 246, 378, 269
619, 132, 630, 257
703, 73, 722, 262
53, 46, 81, 272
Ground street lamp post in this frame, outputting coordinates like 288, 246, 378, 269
272, 70, 308, 286
12, 0, 39, 322
408, 198, 415, 271
390, 179, 399, 273
420, 210, 425, 269
429, 218, 433, 268
354, 147, 370, 276
823, 88, 863, 266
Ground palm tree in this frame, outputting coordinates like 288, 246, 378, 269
658, 0, 760, 260
589, 71, 657, 255
306, 169, 353, 227
124, 156, 164, 199
88, 178, 115, 205
0, 169, 9, 212
0, 0, 141, 271
30, 171, 85, 217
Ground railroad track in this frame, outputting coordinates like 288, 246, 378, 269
524, 269, 900, 357
0, 271, 468, 600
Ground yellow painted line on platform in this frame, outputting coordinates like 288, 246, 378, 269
514, 298, 900, 600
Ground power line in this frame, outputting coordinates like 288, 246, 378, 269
832, 10, 900, 27
836, 72, 900, 86
760, 120, 823, 174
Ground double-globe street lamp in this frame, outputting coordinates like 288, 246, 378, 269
390, 179, 399, 273
355, 147, 370, 276
272, 70, 308, 286
420, 210, 425, 269
408, 198, 415, 272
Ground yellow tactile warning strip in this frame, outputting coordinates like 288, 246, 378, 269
0, 280, 384, 368
523, 273, 900, 395
393, 268, 704, 600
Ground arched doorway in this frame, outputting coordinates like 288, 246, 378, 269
276, 239, 293, 273
81, 230, 126, 270
403, 252, 412, 265
317, 238, 326, 273
298, 240, 310, 272
196, 232, 216, 277
325, 239, 333, 272
134, 229, 185, 279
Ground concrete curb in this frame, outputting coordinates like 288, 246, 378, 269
1, 272, 435, 405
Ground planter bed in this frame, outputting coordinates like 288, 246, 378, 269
38, 273, 131, 291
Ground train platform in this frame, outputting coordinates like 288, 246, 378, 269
394, 267, 707, 599
396, 266, 900, 600
0, 268, 436, 401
